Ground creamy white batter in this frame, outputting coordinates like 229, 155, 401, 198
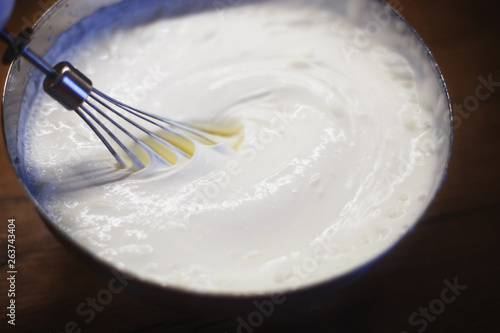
23, 0, 450, 295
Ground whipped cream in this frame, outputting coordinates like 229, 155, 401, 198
22, 0, 450, 295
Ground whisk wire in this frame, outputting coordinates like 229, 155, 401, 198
74, 108, 128, 168
88, 91, 190, 161
78, 103, 144, 169
92, 89, 217, 145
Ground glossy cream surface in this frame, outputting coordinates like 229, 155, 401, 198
23, 0, 449, 294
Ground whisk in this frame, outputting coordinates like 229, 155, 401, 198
1, 28, 225, 170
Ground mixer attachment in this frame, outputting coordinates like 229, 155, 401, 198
1, 29, 227, 170
45, 61, 217, 169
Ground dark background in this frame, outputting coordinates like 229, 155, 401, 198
1, 0, 499, 332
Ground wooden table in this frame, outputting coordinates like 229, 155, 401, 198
1, 0, 499, 332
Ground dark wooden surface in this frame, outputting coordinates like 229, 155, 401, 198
1, 0, 499, 332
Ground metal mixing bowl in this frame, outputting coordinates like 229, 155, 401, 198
1, 0, 452, 313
